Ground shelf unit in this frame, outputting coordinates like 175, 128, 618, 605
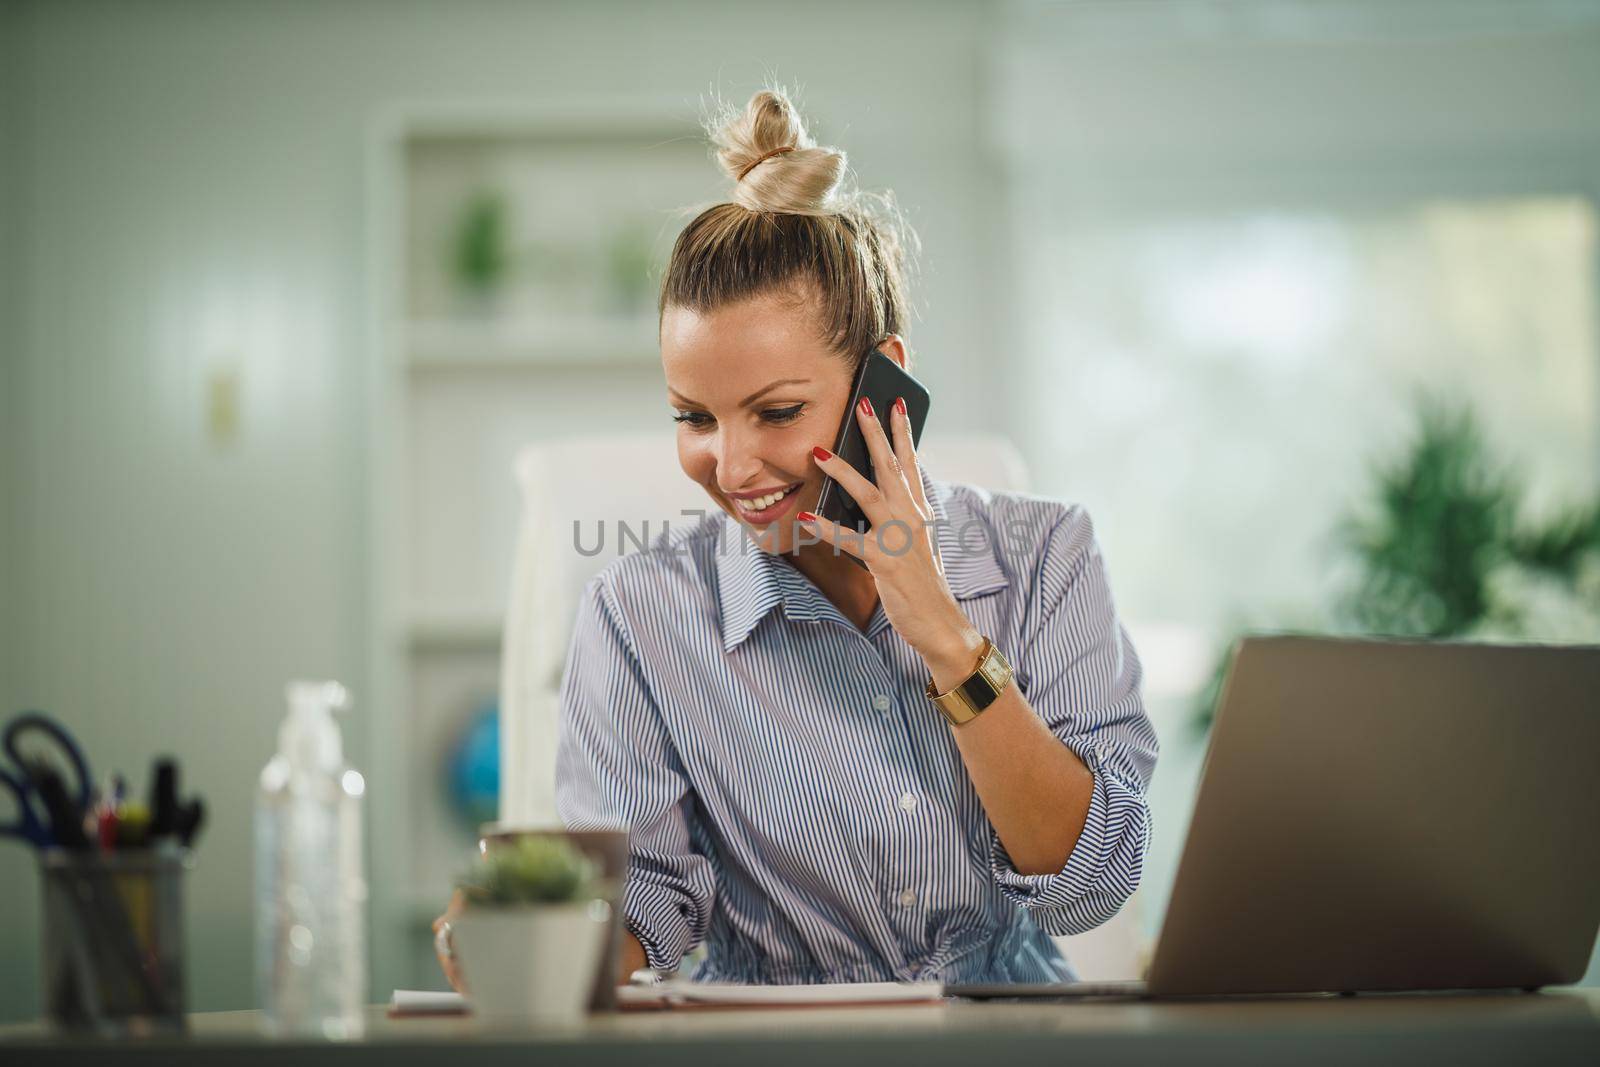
365, 98, 712, 991
405, 312, 662, 371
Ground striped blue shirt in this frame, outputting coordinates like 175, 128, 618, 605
555, 467, 1158, 984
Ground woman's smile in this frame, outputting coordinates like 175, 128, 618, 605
726, 480, 806, 525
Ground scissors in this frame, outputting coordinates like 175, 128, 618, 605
0, 711, 95, 849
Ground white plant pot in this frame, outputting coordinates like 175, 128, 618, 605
451, 901, 607, 1026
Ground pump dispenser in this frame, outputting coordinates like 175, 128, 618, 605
255, 680, 367, 1038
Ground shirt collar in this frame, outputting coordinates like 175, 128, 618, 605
715, 463, 1011, 652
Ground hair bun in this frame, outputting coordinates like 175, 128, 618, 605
708, 87, 848, 216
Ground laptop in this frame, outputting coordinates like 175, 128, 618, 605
950, 635, 1600, 999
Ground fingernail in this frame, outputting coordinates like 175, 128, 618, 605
894, 396, 906, 416
796, 511, 817, 523
812, 445, 832, 462
859, 397, 874, 418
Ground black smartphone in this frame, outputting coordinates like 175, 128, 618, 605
813, 349, 932, 566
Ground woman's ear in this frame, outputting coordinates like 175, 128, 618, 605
875, 334, 909, 370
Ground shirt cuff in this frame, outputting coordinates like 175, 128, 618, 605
989, 741, 1148, 935
622, 879, 697, 973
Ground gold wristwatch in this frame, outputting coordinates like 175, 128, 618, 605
926, 636, 1013, 725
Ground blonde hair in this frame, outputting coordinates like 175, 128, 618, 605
659, 86, 920, 369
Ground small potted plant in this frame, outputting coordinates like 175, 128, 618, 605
450, 834, 613, 1026
450, 190, 510, 317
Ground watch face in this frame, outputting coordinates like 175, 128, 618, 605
934, 641, 1012, 724
979, 648, 1012, 690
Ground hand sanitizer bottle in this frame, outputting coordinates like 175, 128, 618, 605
255, 680, 368, 1038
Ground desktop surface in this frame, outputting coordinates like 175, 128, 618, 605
3, 989, 1597, 1066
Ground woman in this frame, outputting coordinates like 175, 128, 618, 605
439, 86, 1158, 987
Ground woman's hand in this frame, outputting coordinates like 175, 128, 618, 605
798, 395, 985, 686
432, 890, 468, 994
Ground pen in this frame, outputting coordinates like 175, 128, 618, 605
97, 806, 119, 851
176, 798, 206, 848
97, 777, 121, 852
149, 759, 179, 841
29, 762, 91, 851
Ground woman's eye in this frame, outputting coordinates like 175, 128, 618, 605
762, 404, 804, 423
672, 405, 803, 429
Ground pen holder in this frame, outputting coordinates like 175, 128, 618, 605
39, 847, 192, 1035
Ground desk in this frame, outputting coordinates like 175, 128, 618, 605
3, 990, 1598, 1066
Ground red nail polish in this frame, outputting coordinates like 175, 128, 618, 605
797, 511, 817, 523
812, 445, 832, 461
859, 397, 874, 418
894, 396, 906, 416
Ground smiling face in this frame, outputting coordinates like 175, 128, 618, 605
662, 290, 876, 555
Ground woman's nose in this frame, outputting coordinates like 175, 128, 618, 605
715, 427, 764, 488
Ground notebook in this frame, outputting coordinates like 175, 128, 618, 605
389, 981, 946, 1016
619, 979, 945, 1008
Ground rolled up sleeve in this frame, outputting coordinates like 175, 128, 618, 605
555, 577, 717, 972
988, 506, 1159, 936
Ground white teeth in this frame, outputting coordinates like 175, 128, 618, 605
736, 485, 795, 512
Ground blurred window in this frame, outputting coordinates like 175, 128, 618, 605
1012, 196, 1599, 637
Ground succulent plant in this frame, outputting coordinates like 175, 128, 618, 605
457, 836, 606, 906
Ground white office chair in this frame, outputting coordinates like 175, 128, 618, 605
499, 436, 710, 832
497, 433, 1144, 978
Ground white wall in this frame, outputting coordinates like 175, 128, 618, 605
2, 0, 24, 690
1, 0, 1006, 1019
1, 0, 34, 1018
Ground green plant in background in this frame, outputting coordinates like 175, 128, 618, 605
1191, 392, 1600, 733
457, 836, 606, 907
452, 190, 509, 296
1507, 497, 1600, 583
1335, 396, 1519, 637
1338, 392, 1600, 638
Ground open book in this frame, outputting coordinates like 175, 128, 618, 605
390, 980, 945, 1016
389, 989, 470, 1015
618, 979, 945, 1008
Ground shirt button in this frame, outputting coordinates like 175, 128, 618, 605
872, 694, 892, 711
897, 889, 917, 907
898, 791, 918, 812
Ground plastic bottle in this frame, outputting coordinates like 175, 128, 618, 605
255, 680, 368, 1038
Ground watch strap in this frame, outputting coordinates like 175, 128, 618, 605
926, 637, 1013, 725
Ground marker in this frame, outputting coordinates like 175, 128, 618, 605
149, 759, 179, 840
97, 798, 119, 852
114, 802, 152, 849
28, 762, 91, 851
176, 798, 206, 849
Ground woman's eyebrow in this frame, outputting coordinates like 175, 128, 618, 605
668, 378, 812, 408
